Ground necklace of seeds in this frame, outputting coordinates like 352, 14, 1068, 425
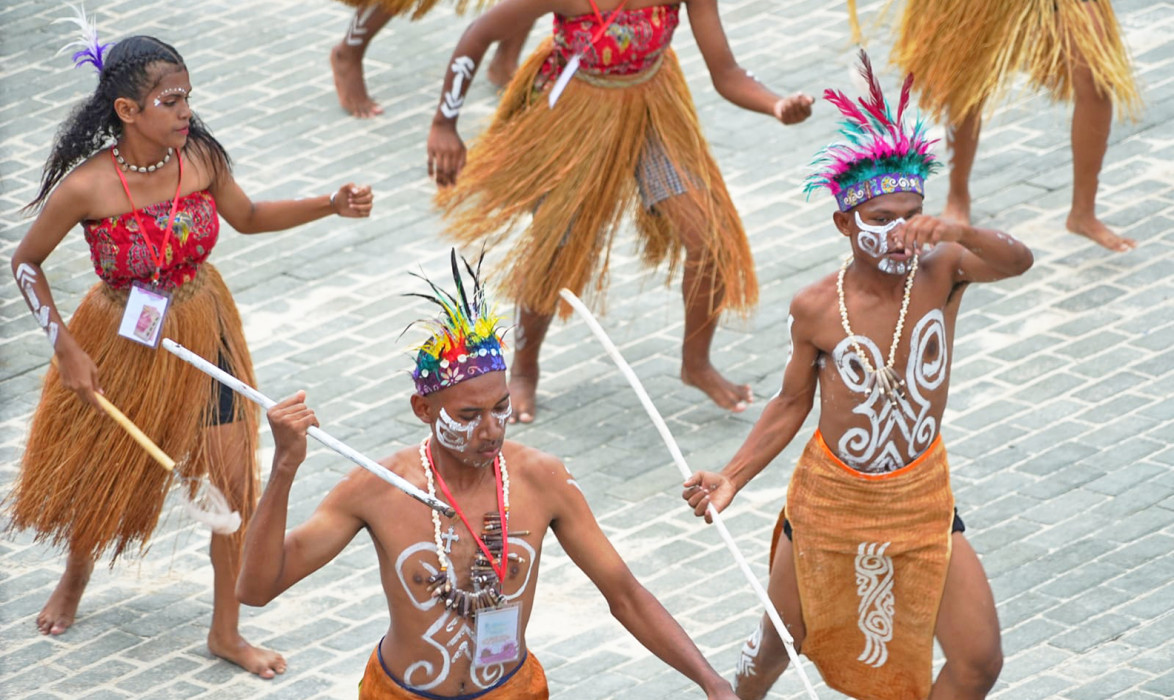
836, 252, 919, 404
419, 438, 525, 620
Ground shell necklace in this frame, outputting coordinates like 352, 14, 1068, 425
420, 437, 517, 619
112, 146, 173, 174
836, 252, 919, 405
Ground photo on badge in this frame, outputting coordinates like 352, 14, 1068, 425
118, 282, 171, 348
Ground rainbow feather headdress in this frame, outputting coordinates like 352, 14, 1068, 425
805, 50, 939, 212
408, 250, 507, 396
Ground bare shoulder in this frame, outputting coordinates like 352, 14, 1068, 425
504, 441, 566, 486
790, 273, 837, 325
328, 445, 430, 508
52, 153, 113, 213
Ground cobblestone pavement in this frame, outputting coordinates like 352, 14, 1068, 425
2, 0, 1172, 698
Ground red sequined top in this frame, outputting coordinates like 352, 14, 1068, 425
82, 189, 219, 291
541, 3, 680, 82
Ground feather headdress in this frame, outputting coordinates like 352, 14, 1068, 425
805, 50, 938, 212
408, 250, 507, 396
54, 4, 113, 73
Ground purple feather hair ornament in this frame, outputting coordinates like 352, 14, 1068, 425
805, 49, 939, 212
54, 4, 113, 74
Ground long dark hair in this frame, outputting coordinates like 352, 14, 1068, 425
27, 35, 231, 211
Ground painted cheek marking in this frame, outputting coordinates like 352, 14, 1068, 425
440, 56, 475, 118
436, 407, 478, 451
491, 400, 512, 427
854, 211, 905, 258
16, 264, 58, 347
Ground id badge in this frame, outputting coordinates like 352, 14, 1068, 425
118, 281, 171, 348
473, 602, 521, 669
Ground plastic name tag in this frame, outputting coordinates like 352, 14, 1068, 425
473, 602, 521, 669
118, 281, 171, 348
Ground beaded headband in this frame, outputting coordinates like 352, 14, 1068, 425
55, 4, 113, 73
408, 250, 507, 396
804, 50, 938, 212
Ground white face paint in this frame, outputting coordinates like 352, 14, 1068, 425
735, 618, 765, 680
153, 86, 187, 107
490, 400, 512, 428
436, 407, 478, 452
395, 536, 536, 689
877, 258, 909, 275
344, 5, 378, 46
832, 309, 947, 473
440, 56, 475, 119
16, 264, 59, 347
853, 210, 905, 259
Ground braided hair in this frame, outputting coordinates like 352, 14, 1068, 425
27, 35, 231, 211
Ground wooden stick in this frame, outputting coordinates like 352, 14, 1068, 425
559, 288, 820, 699
93, 393, 176, 471
163, 339, 456, 518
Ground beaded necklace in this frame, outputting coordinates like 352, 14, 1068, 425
420, 437, 513, 619
836, 253, 919, 404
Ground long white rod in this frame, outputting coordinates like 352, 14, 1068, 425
559, 290, 819, 699
162, 339, 455, 517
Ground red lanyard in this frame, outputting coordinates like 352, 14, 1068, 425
426, 439, 510, 583
586, 0, 629, 45
111, 148, 184, 285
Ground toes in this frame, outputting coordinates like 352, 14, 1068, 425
518, 411, 534, 424
50, 621, 68, 635
732, 401, 748, 413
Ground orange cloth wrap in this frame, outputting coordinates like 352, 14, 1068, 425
784, 431, 955, 700
358, 648, 548, 700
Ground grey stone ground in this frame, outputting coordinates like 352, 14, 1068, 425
1, 0, 1172, 698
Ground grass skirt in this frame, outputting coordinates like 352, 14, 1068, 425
435, 38, 756, 318
331, 0, 488, 20
853, 0, 1141, 122
6, 264, 259, 562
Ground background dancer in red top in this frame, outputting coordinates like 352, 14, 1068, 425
428, 0, 815, 423
329, 0, 534, 118
8, 10, 372, 679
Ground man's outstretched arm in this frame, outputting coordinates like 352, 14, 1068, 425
237, 392, 365, 606
546, 459, 736, 700
898, 215, 1034, 283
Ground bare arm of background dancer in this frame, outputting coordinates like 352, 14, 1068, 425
241, 392, 738, 699
427, 0, 814, 186
684, 209, 1033, 517
10, 146, 372, 406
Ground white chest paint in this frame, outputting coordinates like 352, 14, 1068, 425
831, 308, 947, 472
394, 537, 536, 690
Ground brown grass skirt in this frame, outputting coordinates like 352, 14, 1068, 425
6, 264, 259, 563
436, 39, 756, 319
331, 0, 489, 20
852, 0, 1141, 122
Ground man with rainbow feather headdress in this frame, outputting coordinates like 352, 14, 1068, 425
237, 250, 739, 699
682, 52, 1034, 699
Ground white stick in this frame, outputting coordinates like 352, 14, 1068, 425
162, 339, 455, 518
559, 290, 819, 699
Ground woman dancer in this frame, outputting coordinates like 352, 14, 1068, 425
428, 0, 814, 422
8, 19, 372, 678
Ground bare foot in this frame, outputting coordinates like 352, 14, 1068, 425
942, 193, 971, 225
681, 363, 752, 412
1067, 212, 1136, 252
208, 632, 287, 679
508, 371, 538, 424
486, 54, 518, 89
37, 557, 93, 635
330, 45, 384, 119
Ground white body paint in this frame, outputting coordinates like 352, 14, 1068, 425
345, 5, 378, 46
854, 541, 895, 668
16, 264, 59, 347
736, 618, 765, 678
153, 86, 186, 107
440, 57, 475, 119
771, 314, 797, 401
853, 211, 903, 258
832, 309, 947, 473
436, 407, 478, 452
395, 537, 537, 690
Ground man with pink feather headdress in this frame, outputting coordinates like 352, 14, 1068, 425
682, 52, 1034, 700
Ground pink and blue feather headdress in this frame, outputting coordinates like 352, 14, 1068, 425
408, 250, 507, 396
805, 50, 939, 212
54, 4, 113, 73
